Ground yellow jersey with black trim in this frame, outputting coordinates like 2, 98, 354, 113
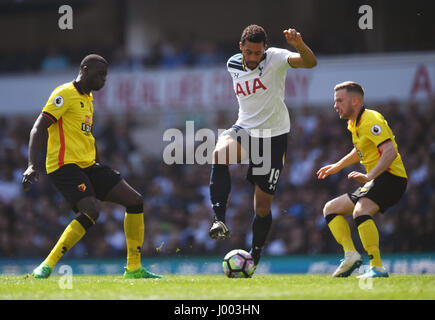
41, 81, 96, 174
347, 107, 407, 179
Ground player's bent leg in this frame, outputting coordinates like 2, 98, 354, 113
353, 197, 388, 277
213, 134, 247, 165
323, 194, 362, 277
76, 196, 101, 224
209, 159, 231, 239
104, 179, 143, 209
33, 197, 98, 279
324, 195, 357, 253
352, 197, 379, 218
104, 179, 162, 278
209, 136, 244, 240
323, 194, 355, 217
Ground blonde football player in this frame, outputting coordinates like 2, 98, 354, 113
317, 81, 407, 278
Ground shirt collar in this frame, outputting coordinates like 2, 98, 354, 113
347, 106, 366, 133
242, 52, 267, 71
355, 106, 366, 126
73, 80, 84, 95
73, 80, 92, 98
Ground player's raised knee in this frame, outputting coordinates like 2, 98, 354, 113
352, 207, 366, 219
76, 197, 100, 222
323, 200, 337, 217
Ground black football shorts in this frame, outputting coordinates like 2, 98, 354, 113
48, 163, 122, 212
220, 125, 288, 195
348, 171, 407, 213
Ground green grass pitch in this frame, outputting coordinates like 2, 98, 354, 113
1, 274, 434, 300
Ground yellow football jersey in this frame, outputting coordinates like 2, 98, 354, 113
42, 81, 96, 174
347, 107, 407, 179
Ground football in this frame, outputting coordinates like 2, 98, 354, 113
222, 249, 255, 278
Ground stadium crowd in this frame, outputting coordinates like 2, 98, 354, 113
0, 99, 434, 260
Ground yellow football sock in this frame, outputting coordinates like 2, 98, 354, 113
357, 218, 382, 267
327, 215, 356, 253
124, 213, 144, 271
43, 219, 86, 269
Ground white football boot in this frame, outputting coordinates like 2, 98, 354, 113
332, 251, 363, 277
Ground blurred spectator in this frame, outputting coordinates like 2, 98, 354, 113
159, 41, 192, 69
192, 40, 223, 67
40, 47, 71, 72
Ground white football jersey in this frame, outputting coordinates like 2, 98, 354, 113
227, 47, 298, 137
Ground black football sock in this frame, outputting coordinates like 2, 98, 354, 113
209, 164, 231, 223
251, 212, 272, 251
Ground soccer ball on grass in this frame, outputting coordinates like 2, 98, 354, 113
222, 249, 255, 278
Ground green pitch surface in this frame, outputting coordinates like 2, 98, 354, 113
1, 274, 434, 300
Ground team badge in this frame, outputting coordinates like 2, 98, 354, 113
77, 183, 87, 192
53, 95, 64, 107
370, 124, 382, 136
85, 115, 91, 125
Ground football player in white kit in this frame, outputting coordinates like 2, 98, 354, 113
209, 25, 317, 269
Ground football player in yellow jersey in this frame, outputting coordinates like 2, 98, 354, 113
22, 54, 162, 279
317, 81, 407, 278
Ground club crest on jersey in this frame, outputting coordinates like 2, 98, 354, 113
259, 66, 264, 76
85, 115, 91, 125
77, 183, 87, 192
236, 78, 267, 97
53, 95, 64, 107
81, 115, 92, 135
370, 124, 382, 136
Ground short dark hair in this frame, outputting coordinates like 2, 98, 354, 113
334, 81, 364, 97
80, 54, 108, 69
240, 24, 268, 45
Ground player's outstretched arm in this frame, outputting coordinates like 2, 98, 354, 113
317, 147, 360, 179
22, 114, 52, 190
284, 28, 317, 68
